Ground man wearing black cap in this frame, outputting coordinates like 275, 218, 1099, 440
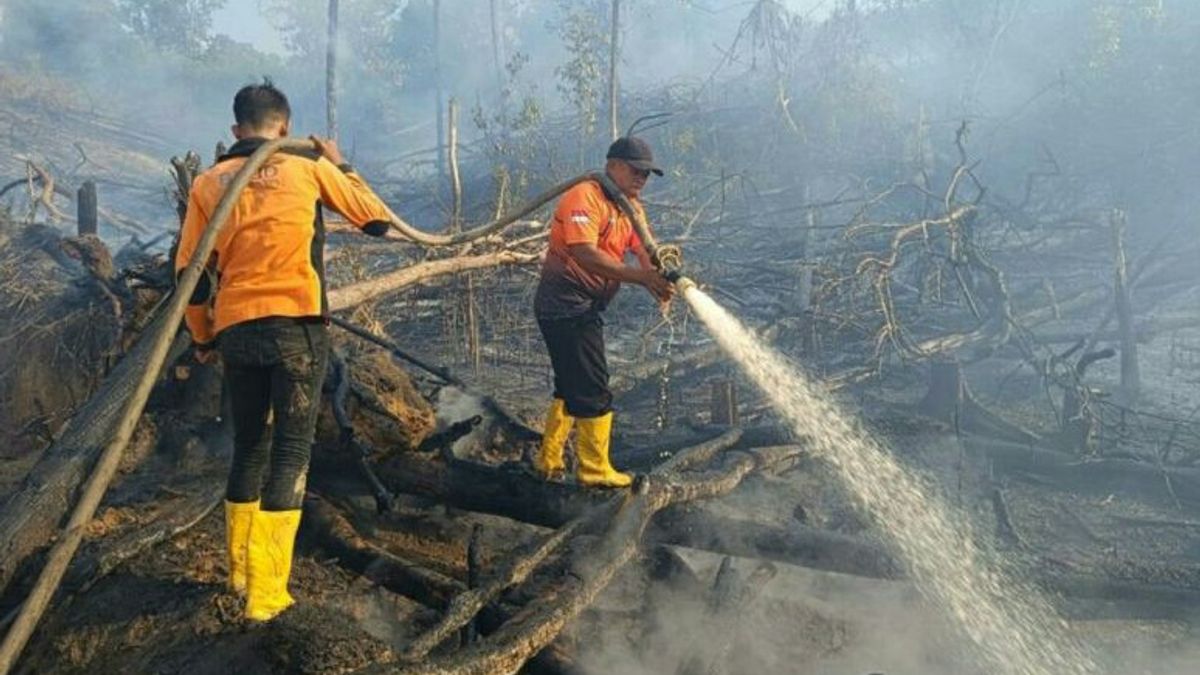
531, 136, 674, 487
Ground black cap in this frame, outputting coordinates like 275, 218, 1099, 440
606, 136, 663, 176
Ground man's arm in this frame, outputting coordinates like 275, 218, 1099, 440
630, 222, 674, 301
633, 244, 655, 271
568, 243, 673, 301
309, 136, 392, 236
174, 187, 217, 349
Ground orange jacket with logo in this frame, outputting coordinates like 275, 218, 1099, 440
533, 179, 649, 319
174, 138, 392, 345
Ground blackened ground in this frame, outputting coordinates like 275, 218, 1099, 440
15, 507, 411, 675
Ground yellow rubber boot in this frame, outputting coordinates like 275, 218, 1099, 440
535, 398, 573, 479
245, 509, 302, 622
576, 412, 632, 488
224, 499, 259, 594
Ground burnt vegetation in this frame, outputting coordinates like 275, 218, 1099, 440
2, 0, 1200, 673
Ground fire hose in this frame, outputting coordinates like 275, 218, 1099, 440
594, 173, 691, 288
0, 138, 633, 673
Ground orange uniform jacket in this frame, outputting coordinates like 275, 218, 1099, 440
175, 137, 392, 345
533, 179, 649, 319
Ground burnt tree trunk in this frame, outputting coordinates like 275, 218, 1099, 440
919, 360, 1038, 444
607, 0, 621, 141
490, 0, 505, 96
918, 359, 964, 422
676, 557, 778, 675
1110, 209, 1140, 403
709, 378, 739, 427
369, 445, 915, 582
433, 0, 446, 183
651, 507, 901, 580
326, 0, 339, 139
76, 181, 97, 236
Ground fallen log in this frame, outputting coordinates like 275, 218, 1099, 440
375, 428, 758, 529
374, 453, 617, 529
650, 507, 902, 580
369, 441, 916, 585
1044, 574, 1200, 621
609, 343, 723, 395
647, 428, 744, 474
676, 556, 777, 675
303, 495, 463, 609
396, 431, 743, 663
399, 497, 622, 661
328, 251, 538, 312
383, 446, 805, 674
966, 436, 1200, 507
70, 480, 224, 595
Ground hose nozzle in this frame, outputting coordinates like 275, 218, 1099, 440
654, 244, 684, 281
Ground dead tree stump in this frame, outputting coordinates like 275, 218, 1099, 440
918, 359, 964, 422
918, 360, 1039, 444
76, 181, 97, 236
710, 378, 739, 426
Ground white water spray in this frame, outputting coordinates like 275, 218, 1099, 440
682, 285, 1097, 675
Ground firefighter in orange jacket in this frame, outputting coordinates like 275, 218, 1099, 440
532, 136, 674, 487
175, 80, 393, 622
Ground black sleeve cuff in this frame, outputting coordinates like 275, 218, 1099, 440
180, 267, 215, 305
337, 163, 355, 174
361, 220, 390, 237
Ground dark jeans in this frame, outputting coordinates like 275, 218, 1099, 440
218, 317, 330, 511
538, 311, 611, 418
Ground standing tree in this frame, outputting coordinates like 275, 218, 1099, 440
607, 0, 621, 141
326, 0, 339, 139
490, 0, 506, 98
434, 0, 446, 182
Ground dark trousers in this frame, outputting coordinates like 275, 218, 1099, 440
218, 317, 330, 511
538, 311, 611, 418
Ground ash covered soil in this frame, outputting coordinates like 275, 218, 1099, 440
1, 275, 1199, 675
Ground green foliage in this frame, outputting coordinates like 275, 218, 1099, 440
473, 50, 545, 205
113, 0, 228, 58
551, 0, 609, 149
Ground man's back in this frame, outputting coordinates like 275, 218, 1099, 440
177, 137, 391, 342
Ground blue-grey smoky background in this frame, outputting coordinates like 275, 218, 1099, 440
2, 0, 1194, 242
